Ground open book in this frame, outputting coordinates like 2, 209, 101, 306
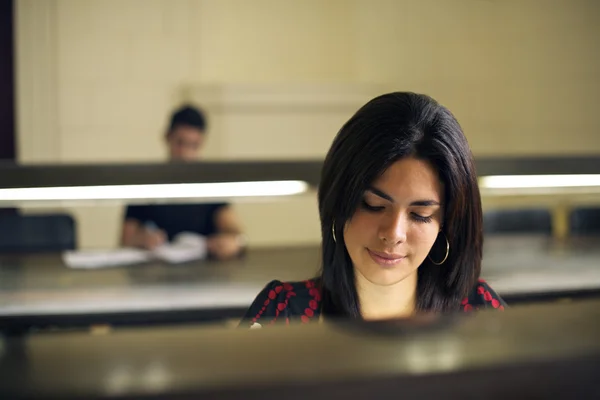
63, 233, 208, 269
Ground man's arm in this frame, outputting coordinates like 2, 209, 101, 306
208, 205, 246, 259
120, 206, 166, 250
214, 205, 243, 235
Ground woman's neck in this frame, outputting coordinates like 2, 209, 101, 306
355, 271, 418, 320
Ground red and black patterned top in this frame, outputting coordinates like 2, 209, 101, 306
241, 278, 506, 328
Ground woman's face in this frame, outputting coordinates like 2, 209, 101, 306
343, 157, 444, 287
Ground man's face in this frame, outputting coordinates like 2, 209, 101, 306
166, 125, 205, 161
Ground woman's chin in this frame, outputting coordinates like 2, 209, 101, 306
358, 263, 417, 287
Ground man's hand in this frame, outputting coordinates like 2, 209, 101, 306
207, 234, 244, 260
141, 228, 167, 250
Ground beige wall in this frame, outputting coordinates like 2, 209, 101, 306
15, 0, 600, 249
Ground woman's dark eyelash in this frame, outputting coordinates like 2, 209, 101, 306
361, 200, 384, 211
412, 214, 433, 223
361, 200, 433, 222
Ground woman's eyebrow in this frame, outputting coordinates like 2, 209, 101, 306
367, 187, 440, 206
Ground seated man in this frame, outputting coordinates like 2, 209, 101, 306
120, 105, 245, 260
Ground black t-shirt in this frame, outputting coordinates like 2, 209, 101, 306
124, 203, 228, 241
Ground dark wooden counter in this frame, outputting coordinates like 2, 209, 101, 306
0, 298, 598, 399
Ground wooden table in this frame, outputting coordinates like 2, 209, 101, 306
1, 236, 600, 330
1, 298, 599, 399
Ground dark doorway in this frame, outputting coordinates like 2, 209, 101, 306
0, 0, 15, 161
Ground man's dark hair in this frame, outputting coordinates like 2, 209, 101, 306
167, 104, 207, 135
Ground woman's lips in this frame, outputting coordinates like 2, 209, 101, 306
367, 249, 406, 266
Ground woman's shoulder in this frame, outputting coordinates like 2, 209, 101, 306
461, 279, 507, 312
240, 278, 322, 328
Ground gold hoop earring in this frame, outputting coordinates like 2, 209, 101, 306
332, 220, 337, 243
428, 231, 449, 265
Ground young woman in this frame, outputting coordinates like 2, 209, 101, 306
242, 92, 506, 327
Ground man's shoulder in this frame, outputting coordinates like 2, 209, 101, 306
127, 202, 229, 213
176, 202, 230, 213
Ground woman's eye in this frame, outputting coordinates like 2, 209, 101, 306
412, 213, 433, 223
361, 200, 384, 212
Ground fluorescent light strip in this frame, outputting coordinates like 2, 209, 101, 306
0, 180, 309, 201
479, 174, 600, 189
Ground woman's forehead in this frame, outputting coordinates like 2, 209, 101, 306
369, 158, 444, 201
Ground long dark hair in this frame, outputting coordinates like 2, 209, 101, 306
318, 92, 482, 317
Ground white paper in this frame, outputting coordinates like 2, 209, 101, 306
63, 248, 151, 269
152, 232, 208, 264
63, 232, 208, 269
